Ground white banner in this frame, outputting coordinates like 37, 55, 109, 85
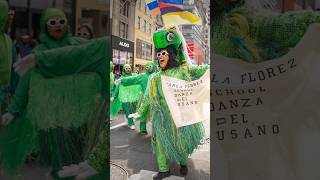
161, 70, 210, 128
212, 24, 320, 180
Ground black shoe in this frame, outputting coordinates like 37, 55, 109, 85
180, 165, 188, 176
153, 171, 171, 180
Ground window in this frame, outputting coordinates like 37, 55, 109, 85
137, 16, 141, 29
120, 0, 129, 17
138, 0, 141, 9
143, 20, 147, 32
136, 39, 153, 60
149, 23, 152, 34
144, 5, 147, 13
119, 21, 128, 39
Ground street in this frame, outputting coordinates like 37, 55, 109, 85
110, 113, 210, 180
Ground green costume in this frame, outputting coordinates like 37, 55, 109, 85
120, 61, 157, 133
138, 27, 208, 173
213, 6, 320, 61
0, 8, 109, 179
110, 61, 115, 93
0, 0, 12, 114
111, 64, 141, 127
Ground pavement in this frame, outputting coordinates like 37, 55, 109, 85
110, 113, 210, 180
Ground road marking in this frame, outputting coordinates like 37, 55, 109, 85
110, 122, 127, 130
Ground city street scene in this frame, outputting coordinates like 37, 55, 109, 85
0, 0, 110, 179
110, 0, 210, 179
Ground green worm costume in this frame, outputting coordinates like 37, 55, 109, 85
138, 27, 209, 172
0, 0, 12, 114
213, 6, 320, 61
0, 8, 109, 179
111, 64, 142, 126
120, 61, 157, 133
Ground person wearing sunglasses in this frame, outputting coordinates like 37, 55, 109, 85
76, 23, 94, 40
0, 0, 13, 120
111, 64, 142, 130
116, 61, 157, 135
0, 8, 109, 179
129, 27, 209, 179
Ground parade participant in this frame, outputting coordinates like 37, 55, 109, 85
76, 23, 94, 40
0, 0, 13, 115
0, 8, 109, 179
130, 27, 209, 179
111, 64, 141, 130
118, 61, 157, 134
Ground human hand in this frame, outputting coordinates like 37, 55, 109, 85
14, 54, 36, 76
2, 112, 14, 126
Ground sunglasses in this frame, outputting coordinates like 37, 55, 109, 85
125, 67, 131, 70
46, 18, 67, 28
157, 50, 169, 57
77, 32, 90, 37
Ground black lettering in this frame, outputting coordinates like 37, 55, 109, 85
241, 114, 248, 123
216, 89, 223, 96
272, 124, 280, 134
230, 114, 238, 124
256, 97, 263, 105
242, 98, 251, 107
277, 64, 286, 74
230, 100, 238, 109
258, 70, 266, 80
258, 125, 266, 135
221, 77, 230, 84
248, 72, 256, 82
241, 73, 247, 84
288, 58, 297, 68
225, 89, 234, 95
259, 86, 266, 92
266, 68, 276, 78
244, 128, 253, 139
231, 130, 238, 139
217, 131, 224, 140
248, 88, 255, 94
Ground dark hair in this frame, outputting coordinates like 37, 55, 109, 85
156, 44, 180, 70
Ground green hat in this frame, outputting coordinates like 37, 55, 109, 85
39, 8, 70, 46
122, 64, 132, 75
153, 26, 187, 63
153, 26, 182, 50
0, 0, 8, 33
145, 61, 156, 73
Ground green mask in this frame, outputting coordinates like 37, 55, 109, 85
123, 64, 132, 74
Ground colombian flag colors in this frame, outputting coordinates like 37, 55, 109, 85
146, 0, 202, 27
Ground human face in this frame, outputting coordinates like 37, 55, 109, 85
157, 49, 169, 69
146, 65, 153, 73
124, 66, 131, 74
76, 26, 91, 40
46, 16, 67, 40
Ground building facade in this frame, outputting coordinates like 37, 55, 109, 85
75, 0, 110, 37
133, 0, 162, 72
111, 0, 136, 74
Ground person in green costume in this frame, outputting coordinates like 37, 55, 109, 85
130, 27, 209, 179
111, 64, 142, 130
1, 8, 109, 180
76, 23, 95, 40
117, 61, 157, 135
0, 0, 13, 115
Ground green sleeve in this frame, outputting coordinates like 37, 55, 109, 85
112, 84, 119, 98
34, 37, 109, 77
121, 73, 145, 87
189, 64, 210, 80
8, 70, 31, 117
137, 80, 151, 117
34, 37, 109, 99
